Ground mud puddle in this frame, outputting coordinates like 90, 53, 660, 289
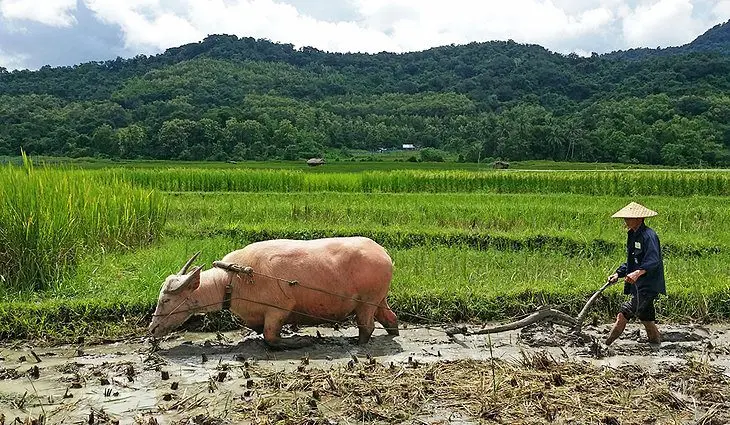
0, 322, 728, 424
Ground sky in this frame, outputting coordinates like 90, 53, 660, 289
0, 0, 729, 70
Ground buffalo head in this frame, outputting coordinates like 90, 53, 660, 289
148, 251, 203, 338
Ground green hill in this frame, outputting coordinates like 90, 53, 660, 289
1, 25, 730, 166
604, 20, 730, 60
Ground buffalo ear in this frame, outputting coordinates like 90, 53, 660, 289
189, 266, 202, 291
165, 266, 203, 294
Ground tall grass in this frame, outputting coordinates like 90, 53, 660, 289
163, 192, 730, 256
0, 154, 167, 292
99, 169, 730, 196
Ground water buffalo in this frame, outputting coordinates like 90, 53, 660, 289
148, 237, 399, 348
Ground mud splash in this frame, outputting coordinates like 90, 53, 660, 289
0, 322, 728, 424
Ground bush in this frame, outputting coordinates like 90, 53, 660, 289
420, 148, 446, 162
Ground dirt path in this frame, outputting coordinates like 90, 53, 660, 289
1, 322, 728, 424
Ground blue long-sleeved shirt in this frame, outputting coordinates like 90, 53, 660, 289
615, 223, 666, 295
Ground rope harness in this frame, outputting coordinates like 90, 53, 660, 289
212, 260, 413, 312
216, 263, 241, 312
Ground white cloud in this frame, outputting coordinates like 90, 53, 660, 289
83, 0, 199, 53
0, 47, 28, 69
713, 0, 730, 20
0, 0, 77, 27
622, 0, 705, 48
0, 0, 727, 62
571, 49, 595, 57
76, 0, 620, 55
84, 0, 398, 53
351, 0, 617, 52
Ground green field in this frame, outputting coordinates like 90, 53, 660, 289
1, 159, 729, 341
0, 155, 674, 172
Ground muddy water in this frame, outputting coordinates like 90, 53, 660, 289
0, 322, 727, 424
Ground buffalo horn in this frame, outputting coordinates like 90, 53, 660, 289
166, 266, 203, 294
178, 251, 201, 275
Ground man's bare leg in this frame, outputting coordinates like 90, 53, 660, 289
605, 313, 628, 345
642, 321, 661, 344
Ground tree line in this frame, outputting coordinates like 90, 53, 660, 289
1, 31, 730, 165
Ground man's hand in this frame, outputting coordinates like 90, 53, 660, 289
608, 273, 619, 284
625, 270, 645, 284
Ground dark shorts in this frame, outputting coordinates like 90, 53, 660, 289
620, 289, 659, 322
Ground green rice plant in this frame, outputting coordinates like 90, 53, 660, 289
388, 246, 730, 323
2, 156, 672, 172
95, 168, 730, 196
163, 192, 730, 256
99, 168, 308, 192
1, 160, 728, 341
0, 154, 167, 292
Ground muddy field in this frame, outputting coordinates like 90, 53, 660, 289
1, 321, 729, 424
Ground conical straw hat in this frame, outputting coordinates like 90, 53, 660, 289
611, 202, 658, 218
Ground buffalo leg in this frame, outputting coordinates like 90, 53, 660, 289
262, 312, 313, 350
375, 299, 400, 336
355, 305, 377, 345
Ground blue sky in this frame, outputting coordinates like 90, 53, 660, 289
1, 0, 728, 70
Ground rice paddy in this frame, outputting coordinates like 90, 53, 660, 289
0, 155, 166, 293
101, 168, 730, 196
1, 160, 729, 341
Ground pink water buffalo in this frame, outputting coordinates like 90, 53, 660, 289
148, 237, 399, 348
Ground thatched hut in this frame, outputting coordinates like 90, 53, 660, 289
306, 158, 326, 167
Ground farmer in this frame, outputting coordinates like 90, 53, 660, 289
605, 202, 665, 346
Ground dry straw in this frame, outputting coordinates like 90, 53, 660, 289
154, 353, 729, 424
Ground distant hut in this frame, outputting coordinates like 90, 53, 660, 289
306, 158, 326, 167
492, 160, 510, 169
402, 144, 416, 150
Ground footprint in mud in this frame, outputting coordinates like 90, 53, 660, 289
518, 322, 592, 348
660, 327, 711, 343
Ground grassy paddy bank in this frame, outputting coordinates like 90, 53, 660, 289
1, 164, 729, 342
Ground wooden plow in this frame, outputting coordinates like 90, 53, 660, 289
445, 279, 615, 337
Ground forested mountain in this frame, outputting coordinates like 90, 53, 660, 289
685, 20, 730, 54
2, 21, 730, 165
605, 19, 730, 60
